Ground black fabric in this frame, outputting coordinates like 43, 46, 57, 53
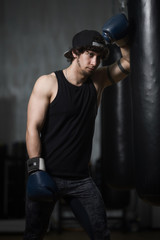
27, 157, 40, 173
117, 59, 129, 74
41, 70, 97, 178
23, 177, 110, 240
64, 30, 106, 58
128, 0, 160, 205
72, 30, 106, 48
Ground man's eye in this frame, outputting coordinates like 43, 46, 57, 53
88, 52, 94, 57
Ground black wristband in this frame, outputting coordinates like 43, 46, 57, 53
117, 59, 129, 75
27, 157, 45, 174
107, 66, 115, 84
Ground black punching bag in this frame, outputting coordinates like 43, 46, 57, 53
101, 44, 134, 190
128, 0, 160, 205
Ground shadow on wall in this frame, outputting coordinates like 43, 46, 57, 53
0, 96, 16, 144
0, 141, 27, 219
0, 97, 27, 219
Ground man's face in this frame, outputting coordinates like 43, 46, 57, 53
75, 50, 102, 76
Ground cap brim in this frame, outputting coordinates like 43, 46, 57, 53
64, 49, 71, 58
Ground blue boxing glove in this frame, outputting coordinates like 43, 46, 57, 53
26, 157, 58, 202
102, 13, 129, 46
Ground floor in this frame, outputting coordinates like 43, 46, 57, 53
1, 229, 160, 240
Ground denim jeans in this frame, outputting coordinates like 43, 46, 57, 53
23, 176, 110, 240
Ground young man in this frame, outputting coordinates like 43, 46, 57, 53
24, 18, 130, 240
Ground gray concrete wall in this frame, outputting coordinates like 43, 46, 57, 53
0, 0, 119, 154
1, 0, 160, 228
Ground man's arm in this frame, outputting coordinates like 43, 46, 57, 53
106, 43, 130, 85
102, 13, 130, 85
93, 42, 130, 97
26, 74, 57, 158
26, 74, 58, 201
93, 13, 130, 99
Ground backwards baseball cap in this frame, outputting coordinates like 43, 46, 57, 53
64, 29, 107, 58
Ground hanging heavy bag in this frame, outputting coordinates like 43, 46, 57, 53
128, 0, 160, 205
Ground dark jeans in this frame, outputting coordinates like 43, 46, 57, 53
23, 176, 110, 240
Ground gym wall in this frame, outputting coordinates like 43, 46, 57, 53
0, 0, 118, 153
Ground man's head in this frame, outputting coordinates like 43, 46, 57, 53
64, 30, 109, 63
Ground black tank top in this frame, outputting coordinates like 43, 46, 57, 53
41, 70, 98, 178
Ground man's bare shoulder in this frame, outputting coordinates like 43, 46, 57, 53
35, 72, 57, 87
32, 72, 58, 101
33, 72, 57, 91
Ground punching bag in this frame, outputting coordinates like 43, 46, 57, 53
94, 158, 130, 210
101, 44, 134, 190
128, 0, 160, 205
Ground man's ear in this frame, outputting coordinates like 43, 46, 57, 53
72, 50, 78, 58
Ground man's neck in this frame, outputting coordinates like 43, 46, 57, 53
63, 64, 88, 87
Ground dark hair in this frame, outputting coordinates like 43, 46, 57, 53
66, 46, 109, 63
66, 36, 109, 63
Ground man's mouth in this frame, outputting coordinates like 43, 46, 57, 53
88, 67, 96, 71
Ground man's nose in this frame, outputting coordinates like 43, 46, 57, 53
91, 56, 98, 66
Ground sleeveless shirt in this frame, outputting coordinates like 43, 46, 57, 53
41, 70, 98, 178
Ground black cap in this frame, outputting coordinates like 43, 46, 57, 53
64, 30, 106, 58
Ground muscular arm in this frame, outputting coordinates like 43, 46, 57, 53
26, 74, 57, 158
106, 43, 130, 85
93, 43, 130, 103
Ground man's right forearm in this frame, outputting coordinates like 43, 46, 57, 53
26, 128, 42, 158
